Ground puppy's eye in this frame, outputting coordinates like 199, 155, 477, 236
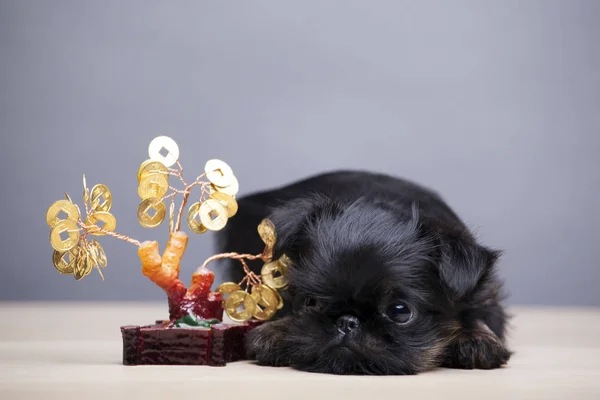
304, 297, 318, 308
386, 302, 413, 324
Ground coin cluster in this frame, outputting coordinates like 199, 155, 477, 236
136, 159, 169, 228
215, 219, 290, 322
257, 219, 291, 290
186, 159, 239, 232
83, 183, 117, 236
217, 282, 283, 322
136, 136, 239, 233
52, 239, 108, 280
46, 180, 114, 280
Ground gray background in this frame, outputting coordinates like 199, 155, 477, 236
1, 0, 599, 305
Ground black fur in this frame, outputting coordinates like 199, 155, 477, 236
217, 171, 510, 375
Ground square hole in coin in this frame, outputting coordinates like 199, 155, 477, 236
147, 207, 157, 218
57, 210, 68, 220
236, 304, 245, 313
209, 210, 219, 220
159, 147, 169, 157
60, 230, 70, 241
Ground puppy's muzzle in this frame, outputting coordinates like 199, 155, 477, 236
336, 315, 360, 334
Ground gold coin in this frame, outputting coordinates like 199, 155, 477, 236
82, 242, 97, 268
137, 197, 166, 228
50, 220, 80, 252
263, 283, 284, 310
84, 241, 97, 266
216, 282, 242, 295
224, 290, 256, 323
90, 240, 107, 268
279, 254, 293, 269
138, 160, 169, 182
137, 159, 152, 181
261, 256, 290, 290
73, 249, 92, 280
46, 199, 80, 228
85, 212, 117, 236
251, 300, 277, 320
52, 247, 80, 274
138, 174, 169, 199
90, 184, 112, 212
199, 199, 228, 231
211, 175, 239, 197
251, 284, 279, 305
82, 174, 89, 205
83, 253, 93, 276
148, 136, 179, 168
209, 192, 238, 217
186, 202, 208, 234
250, 284, 279, 321
204, 159, 234, 188
258, 219, 277, 251
88, 251, 99, 269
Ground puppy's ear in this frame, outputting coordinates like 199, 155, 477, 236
268, 194, 344, 259
436, 227, 501, 300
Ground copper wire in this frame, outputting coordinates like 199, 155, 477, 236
200, 251, 266, 289
79, 220, 142, 247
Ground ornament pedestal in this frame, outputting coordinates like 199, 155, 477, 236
121, 320, 262, 366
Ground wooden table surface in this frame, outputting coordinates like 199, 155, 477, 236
1, 303, 599, 400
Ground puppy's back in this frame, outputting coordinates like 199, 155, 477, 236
216, 170, 462, 281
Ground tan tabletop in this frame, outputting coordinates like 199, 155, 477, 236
0, 303, 599, 399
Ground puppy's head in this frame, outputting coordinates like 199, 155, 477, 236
247, 195, 498, 375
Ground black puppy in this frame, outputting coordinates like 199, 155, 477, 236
217, 171, 510, 375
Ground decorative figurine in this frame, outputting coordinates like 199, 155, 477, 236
46, 136, 289, 366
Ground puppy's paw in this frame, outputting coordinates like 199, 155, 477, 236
443, 321, 511, 370
246, 317, 292, 367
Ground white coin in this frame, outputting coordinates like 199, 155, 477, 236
148, 136, 179, 167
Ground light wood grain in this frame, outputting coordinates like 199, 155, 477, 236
1, 303, 599, 400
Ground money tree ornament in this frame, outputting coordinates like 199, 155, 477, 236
45, 136, 289, 366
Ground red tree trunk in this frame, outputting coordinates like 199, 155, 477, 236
138, 232, 224, 322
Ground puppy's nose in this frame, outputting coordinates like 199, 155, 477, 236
336, 315, 360, 334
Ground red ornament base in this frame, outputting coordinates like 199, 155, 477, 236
121, 319, 262, 366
